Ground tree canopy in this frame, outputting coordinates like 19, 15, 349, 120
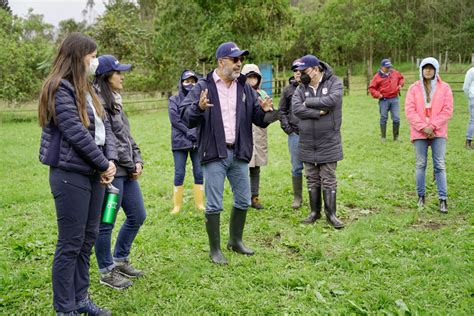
1, 0, 473, 101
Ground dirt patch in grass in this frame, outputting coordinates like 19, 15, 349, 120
411, 219, 445, 230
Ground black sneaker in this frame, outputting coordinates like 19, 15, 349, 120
439, 199, 448, 213
417, 195, 425, 208
77, 296, 111, 316
56, 312, 79, 316
100, 267, 133, 290
114, 260, 144, 278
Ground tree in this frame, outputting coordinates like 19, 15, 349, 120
0, 0, 12, 14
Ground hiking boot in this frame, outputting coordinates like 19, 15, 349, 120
77, 296, 111, 316
251, 195, 264, 210
100, 267, 133, 290
56, 312, 79, 316
114, 260, 144, 278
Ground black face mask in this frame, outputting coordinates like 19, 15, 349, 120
300, 72, 311, 85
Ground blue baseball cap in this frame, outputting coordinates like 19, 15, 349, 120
215, 42, 249, 60
291, 59, 303, 71
381, 59, 392, 68
96, 55, 132, 76
293, 55, 320, 70
181, 70, 198, 82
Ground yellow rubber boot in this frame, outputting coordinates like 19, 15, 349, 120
171, 186, 184, 214
193, 184, 205, 211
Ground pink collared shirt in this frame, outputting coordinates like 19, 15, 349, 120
213, 70, 237, 144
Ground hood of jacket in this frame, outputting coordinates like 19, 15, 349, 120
419, 57, 440, 105
319, 61, 334, 82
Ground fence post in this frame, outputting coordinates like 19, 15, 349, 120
444, 50, 448, 72
471, 53, 474, 66
344, 68, 350, 96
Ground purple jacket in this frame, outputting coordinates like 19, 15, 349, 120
181, 70, 269, 165
39, 80, 117, 175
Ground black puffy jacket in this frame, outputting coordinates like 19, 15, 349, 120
292, 62, 343, 164
39, 79, 118, 175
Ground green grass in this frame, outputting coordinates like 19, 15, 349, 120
0, 79, 473, 314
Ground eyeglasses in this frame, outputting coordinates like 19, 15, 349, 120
222, 56, 245, 63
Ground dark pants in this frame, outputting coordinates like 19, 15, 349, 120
95, 176, 147, 272
303, 162, 337, 190
49, 167, 105, 313
249, 166, 260, 196
172, 149, 203, 186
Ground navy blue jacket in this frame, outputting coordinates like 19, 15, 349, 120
181, 70, 269, 165
39, 80, 118, 175
168, 72, 198, 151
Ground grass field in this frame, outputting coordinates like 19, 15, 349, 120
0, 79, 473, 314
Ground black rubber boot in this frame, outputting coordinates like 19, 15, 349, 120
323, 189, 344, 229
302, 186, 322, 224
466, 139, 473, 149
227, 207, 254, 255
291, 176, 303, 209
205, 213, 228, 264
439, 199, 448, 213
393, 122, 400, 141
380, 124, 387, 141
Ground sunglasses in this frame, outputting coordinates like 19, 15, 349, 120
222, 56, 245, 63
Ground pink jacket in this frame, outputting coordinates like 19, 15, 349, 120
405, 77, 453, 142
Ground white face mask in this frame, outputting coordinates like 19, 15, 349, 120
88, 58, 99, 76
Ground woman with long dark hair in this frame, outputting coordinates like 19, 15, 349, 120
93, 55, 146, 290
38, 33, 116, 316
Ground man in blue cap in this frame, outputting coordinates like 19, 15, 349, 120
292, 54, 344, 229
368, 58, 405, 141
279, 59, 304, 209
181, 41, 273, 264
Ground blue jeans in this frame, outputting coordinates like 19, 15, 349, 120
414, 138, 447, 200
466, 97, 474, 140
95, 176, 147, 272
202, 148, 250, 213
288, 132, 303, 176
172, 149, 203, 186
49, 168, 104, 312
379, 97, 400, 125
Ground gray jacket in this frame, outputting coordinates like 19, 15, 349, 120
292, 61, 343, 164
101, 93, 143, 177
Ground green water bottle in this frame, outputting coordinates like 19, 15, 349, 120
101, 184, 120, 224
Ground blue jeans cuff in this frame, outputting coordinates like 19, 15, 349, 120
99, 263, 116, 274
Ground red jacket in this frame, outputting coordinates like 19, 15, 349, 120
368, 69, 404, 99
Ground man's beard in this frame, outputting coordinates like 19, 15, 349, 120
223, 67, 240, 80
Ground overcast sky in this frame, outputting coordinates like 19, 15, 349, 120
9, 0, 106, 27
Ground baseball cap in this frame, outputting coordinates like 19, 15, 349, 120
293, 55, 320, 70
96, 55, 132, 76
215, 42, 249, 60
291, 59, 302, 71
381, 59, 392, 68
181, 70, 198, 82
